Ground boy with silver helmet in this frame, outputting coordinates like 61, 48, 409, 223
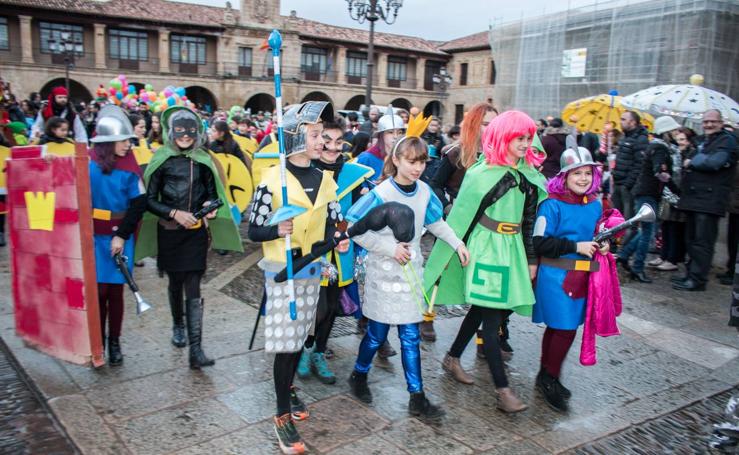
88, 105, 147, 366
356, 105, 405, 187
247, 100, 348, 455
135, 106, 242, 369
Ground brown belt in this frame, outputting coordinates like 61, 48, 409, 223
479, 215, 521, 235
158, 219, 203, 230
540, 257, 600, 272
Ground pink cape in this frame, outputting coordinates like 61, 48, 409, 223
580, 209, 625, 366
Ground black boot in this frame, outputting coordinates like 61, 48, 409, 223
169, 289, 187, 348
186, 298, 215, 369
537, 367, 571, 399
108, 337, 123, 366
408, 391, 445, 419
348, 371, 372, 403
630, 270, 653, 283
536, 369, 568, 412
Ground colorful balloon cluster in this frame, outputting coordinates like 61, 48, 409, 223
103, 74, 192, 112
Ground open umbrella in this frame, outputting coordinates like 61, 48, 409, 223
562, 90, 654, 134
621, 74, 739, 124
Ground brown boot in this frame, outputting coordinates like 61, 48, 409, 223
420, 321, 436, 342
442, 354, 474, 385
496, 387, 528, 413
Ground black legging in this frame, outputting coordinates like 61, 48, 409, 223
274, 349, 302, 416
167, 271, 203, 300
304, 284, 340, 353
448, 305, 510, 388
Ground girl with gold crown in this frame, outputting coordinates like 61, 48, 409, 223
346, 113, 470, 419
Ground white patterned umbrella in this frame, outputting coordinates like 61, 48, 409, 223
621, 75, 739, 124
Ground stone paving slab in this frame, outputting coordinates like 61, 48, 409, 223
1, 242, 738, 454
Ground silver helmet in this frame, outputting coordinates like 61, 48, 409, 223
375, 105, 405, 136
90, 105, 135, 143
559, 146, 596, 174
283, 101, 334, 156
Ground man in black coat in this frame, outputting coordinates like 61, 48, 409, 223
674, 110, 738, 291
612, 111, 649, 220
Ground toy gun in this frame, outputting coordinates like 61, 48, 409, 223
113, 253, 152, 315
593, 204, 655, 243
179, 199, 224, 229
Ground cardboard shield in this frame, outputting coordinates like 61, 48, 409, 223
213, 152, 253, 213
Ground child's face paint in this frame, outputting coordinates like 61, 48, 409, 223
320, 128, 344, 164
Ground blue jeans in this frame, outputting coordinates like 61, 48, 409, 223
619, 196, 657, 273
354, 319, 423, 393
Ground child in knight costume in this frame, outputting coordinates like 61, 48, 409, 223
424, 110, 547, 413
247, 101, 347, 455
533, 146, 620, 412
296, 120, 373, 384
136, 106, 242, 369
346, 114, 470, 419
89, 105, 147, 366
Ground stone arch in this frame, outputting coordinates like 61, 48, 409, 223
344, 95, 371, 111
300, 91, 333, 104
185, 86, 218, 113
244, 93, 276, 114
390, 97, 412, 112
423, 100, 444, 119
40, 78, 93, 106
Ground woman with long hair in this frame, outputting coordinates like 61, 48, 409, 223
424, 102, 498, 343
209, 119, 249, 169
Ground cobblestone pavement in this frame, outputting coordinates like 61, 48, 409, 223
0, 229, 737, 454
0, 338, 77, 454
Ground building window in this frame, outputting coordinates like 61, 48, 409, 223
460, 63, 468, 86
454, 104, 464, 125
39, 21, 84, 54
171, 34, 206, 65
238, 47, 252, 76
346, 51, 367, 78
0, 18, 8, 50
424, 60, 443, 91
109, 29, 148, 61
490, 60, 496, 85
301, 46, 328, 74
387, 56, 407, 81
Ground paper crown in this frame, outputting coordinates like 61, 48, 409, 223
405, 113, 432, 139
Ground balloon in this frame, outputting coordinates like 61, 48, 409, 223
111, 80, 122, 90
128, 85, 136, 95
116, 91, 123, 100
163, 89, 173, 98
118, 74, 126, 81
109, 87, 117, 95
167, 96, 176, 106
175, 87, 186, 97
148, 91, 157, 100
140, 93, 149, 102
145, 83, 153, 91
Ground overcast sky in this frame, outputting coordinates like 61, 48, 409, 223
177, 0, 625, 41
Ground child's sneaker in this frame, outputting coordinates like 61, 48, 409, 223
296, 350, 311, 379
289, 387, 309, 421
273, 413, 306, 455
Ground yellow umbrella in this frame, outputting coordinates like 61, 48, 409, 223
562, 93, 654, 134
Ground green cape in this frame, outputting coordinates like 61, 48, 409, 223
135, 106, 243, 260
423, 157, 547, 303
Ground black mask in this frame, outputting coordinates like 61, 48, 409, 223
172, 117, 199, 139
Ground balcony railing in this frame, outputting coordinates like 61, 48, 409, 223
386, 77, 418, 90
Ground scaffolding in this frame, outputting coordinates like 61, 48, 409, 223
489, 0, 739, 119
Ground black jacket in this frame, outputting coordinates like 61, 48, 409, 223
209, 138, 247, 165
631, 139, 674, 199
540, 130, 568, 179
146, 155, 218, 218
678, 129, 738, 216
612, 125, 649, 189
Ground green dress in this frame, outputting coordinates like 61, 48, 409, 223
423, 157, 547, 316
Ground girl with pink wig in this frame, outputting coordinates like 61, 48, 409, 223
425, 110, 547, 412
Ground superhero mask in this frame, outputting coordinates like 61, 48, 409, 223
172, 117, 199, 139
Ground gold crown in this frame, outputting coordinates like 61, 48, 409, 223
24, 191, 56, 231
405, 113, 432, 139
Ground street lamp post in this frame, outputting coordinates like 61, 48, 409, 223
432, 66, 453, 119
346, 0, 403, 111
48, 31, 82, 96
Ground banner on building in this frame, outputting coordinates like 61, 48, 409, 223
562, 48, 587, 78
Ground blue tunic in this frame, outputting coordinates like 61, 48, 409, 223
89, 162, 143, 284
356, 151, 384, 187
532, 198, 601, 330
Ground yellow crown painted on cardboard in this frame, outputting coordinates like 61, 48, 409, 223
24, 191, 56, 231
